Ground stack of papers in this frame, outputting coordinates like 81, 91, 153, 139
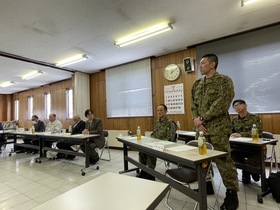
165, 145, 194, 152
144, 141, 175, 151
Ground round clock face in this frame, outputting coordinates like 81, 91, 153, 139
164, 64, 181, 81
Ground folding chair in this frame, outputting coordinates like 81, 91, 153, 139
262, 131, 278, 175
99, 130, 111, 161
165, 140, 219, 210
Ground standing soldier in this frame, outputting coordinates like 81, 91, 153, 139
191, 54, 239, 210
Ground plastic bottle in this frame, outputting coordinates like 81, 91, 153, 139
176, 121, 180, 131
69, 125, 72, 133
31, 126, 35, 134
136, 126, 141, 140
251, 124, 259, 142
198, 131, 207, 155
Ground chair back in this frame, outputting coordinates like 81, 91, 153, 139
187, 140, 214, 150
262, 131, 275, 139
170, 120, 178, 142
103, 130, 109, 138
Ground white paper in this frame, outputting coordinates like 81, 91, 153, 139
229, 137, 252, 142
165, 145, 194, 152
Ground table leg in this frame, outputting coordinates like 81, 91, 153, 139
197, 164, 207, 210
260, 147, 267, 192
85, 140, 90, 168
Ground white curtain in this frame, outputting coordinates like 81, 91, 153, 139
73, 72, 90, 121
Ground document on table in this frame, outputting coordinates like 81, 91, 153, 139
229, 137, 252, 142
127, 136, 148, 140
144, 141, 175, 151
165, 145, 194, 152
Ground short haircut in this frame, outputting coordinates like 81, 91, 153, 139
202, 54, 218, 69
84, 109, 93, 117
232, 99, 246, 107
159, 104, 167, 111
32, 115, 38, 119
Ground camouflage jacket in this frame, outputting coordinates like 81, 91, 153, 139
191, 72, 234, 135
151, 116, 177, 141
232, 112, 263, 137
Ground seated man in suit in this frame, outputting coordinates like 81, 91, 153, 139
56, 114, 85, 159
81, 109, 105, 165
29, 115, 45, 153
22, 115, 45, 153
231, 99, 263, 184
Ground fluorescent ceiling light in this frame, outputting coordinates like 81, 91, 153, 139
56, 54, 89, 67
22, 70, 43, 80
115, 23, 173, 47
1, 81, 15, 88
241, 0, 257, 7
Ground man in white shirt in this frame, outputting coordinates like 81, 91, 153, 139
45, 113, 62, 148
46, 113, 62, 133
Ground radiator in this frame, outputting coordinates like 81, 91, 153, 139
273, 134, 280, 162
107, 130, 129, 148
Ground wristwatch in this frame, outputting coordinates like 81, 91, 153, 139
200, 116, 205, 122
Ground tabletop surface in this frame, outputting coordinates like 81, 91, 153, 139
9, 131, 99, 139
117, 136, 227, 164
31, 172, 169, 210
229, 136, 277, 145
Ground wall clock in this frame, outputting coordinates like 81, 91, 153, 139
164, 64, 181, 81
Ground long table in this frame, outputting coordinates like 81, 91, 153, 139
229, 137, 277, 193
177, 130, 278, 193
117, 136, 227, 210
10, 131, 99, 173
31, 172, 170, 210
0, 130, 16, 153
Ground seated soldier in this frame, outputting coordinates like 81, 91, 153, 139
231, 99, 263, 184
137, 104, 177, 181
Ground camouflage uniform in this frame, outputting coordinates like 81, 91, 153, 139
139, 116, 176, 169
232, 112, 263, 167
191, 72, 239, 192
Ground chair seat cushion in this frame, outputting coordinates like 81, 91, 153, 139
166, 167, 197, 183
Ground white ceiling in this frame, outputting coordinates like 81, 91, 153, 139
0, 0, 280, 94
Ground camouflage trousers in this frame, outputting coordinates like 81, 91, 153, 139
139, 152, 157, 169
206, 134, 239, 192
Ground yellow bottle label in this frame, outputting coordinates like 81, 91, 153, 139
137, 134, 141, 140
252, 133, 259, 142
199, 144, 207, 155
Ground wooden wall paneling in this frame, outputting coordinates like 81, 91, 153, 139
0, 95, 6, 120
13, 79, 73, 129
271, 114, 280, 134
6, 94, 13, 121
150, 49, 198, 132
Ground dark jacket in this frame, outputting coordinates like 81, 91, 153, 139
34, 120, 45, 132
85, 118, 105, 149
71, 120, 86, 135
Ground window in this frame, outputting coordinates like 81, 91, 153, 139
28, 96, 33, 120
106, 58, 153, 117
14, 100, 19, 121
44, 92, 51, 118
66, 88, 73, 119
196, 25, 280, 113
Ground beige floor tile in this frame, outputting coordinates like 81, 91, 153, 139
0, 144, 279, 210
